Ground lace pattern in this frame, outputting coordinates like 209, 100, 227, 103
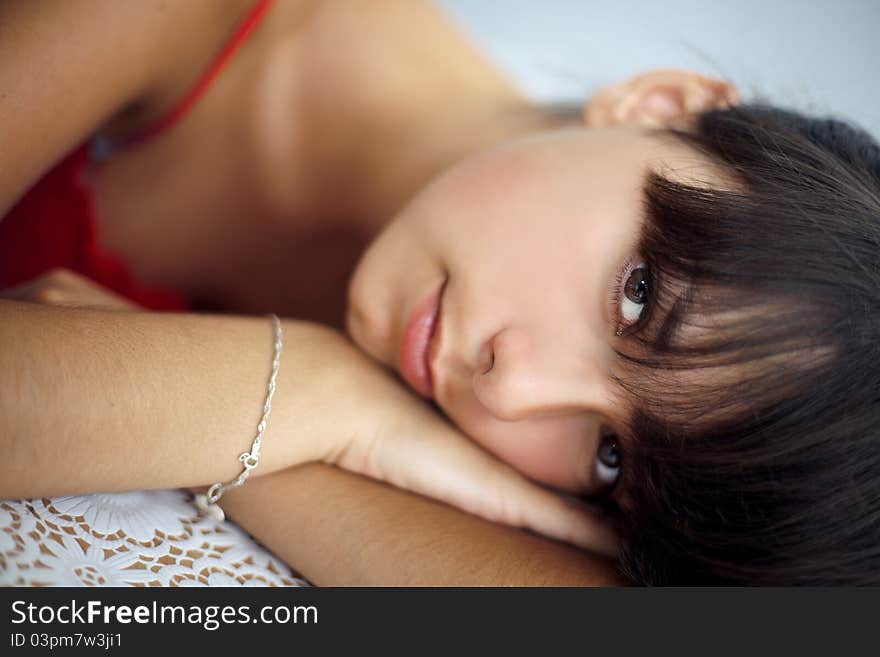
0, 489, 308, 587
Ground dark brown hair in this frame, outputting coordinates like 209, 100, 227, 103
613, 104, 880, 585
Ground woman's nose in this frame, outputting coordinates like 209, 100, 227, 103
472, 327, 612, 422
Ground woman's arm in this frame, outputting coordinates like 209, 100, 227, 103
221, 463, 623, 586
0, 299, 362, 497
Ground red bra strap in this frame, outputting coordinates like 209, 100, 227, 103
124, 0, 274, 147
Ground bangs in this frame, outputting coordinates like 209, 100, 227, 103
606, 105, 880, 584
612, 168, 838, 428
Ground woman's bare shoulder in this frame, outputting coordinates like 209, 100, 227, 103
0, 0, 258, 215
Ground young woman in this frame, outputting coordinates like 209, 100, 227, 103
1, 0, 877, 586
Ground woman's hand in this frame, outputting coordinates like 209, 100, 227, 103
340, 390, 617, 555
318, 339, 618, 556
7, 268, 616, 555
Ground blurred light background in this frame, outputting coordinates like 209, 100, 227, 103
439, 0, 880, 136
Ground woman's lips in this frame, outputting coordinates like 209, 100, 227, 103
400, 280, 446, 399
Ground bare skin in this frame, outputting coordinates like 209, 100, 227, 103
219, 463, 620, 586
0, 0, 618, 583
0, 0, 737, 584
87, 0, 556, 326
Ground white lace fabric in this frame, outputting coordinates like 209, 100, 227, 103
0, 489, 308, 587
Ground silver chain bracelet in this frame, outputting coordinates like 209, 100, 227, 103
194, 314, 282, 521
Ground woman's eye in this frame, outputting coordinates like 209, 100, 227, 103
595, 428, 621, 490
619, 264, 650, 329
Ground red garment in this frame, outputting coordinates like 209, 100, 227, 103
0, 0, 273, 311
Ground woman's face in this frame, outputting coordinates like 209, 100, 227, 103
347, 124, 713, 497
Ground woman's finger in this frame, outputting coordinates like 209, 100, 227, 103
339, 416, 619, 555
0, 268, 137, 310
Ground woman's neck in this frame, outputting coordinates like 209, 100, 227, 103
273, 0, 578, 241
235, 0, 579, 328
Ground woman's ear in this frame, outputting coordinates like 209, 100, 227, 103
584, 69, 740, 129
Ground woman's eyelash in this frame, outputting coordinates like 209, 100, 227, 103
610, 255, 636, 335
609, 255, 655, 337
595, 427, 622, 492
